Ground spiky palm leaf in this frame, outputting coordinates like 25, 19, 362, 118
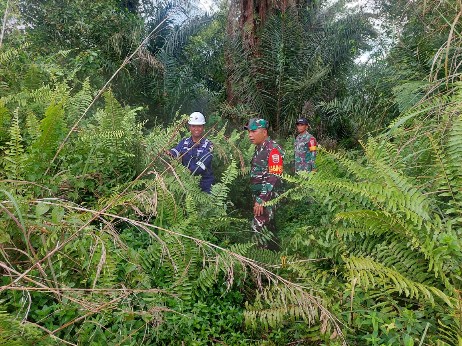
227, 4, 374, 135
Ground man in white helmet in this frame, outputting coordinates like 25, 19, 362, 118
169, 112, 215, 193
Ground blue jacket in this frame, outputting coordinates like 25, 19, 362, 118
170, 137, 214, 193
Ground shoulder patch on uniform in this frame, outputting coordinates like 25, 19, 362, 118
308, 137, 317, 152
268, 148, 283, 175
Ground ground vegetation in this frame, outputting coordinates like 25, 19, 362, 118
1, 0, 462, 344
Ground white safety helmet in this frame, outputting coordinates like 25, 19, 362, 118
188, 112, 206, 125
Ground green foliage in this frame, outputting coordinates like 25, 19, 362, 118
27, 103, 65, 176
0, 307, 55, 345
2, 109, 26, 179
3, 0, 462, 344
77, 91, 144, 179
227, 4, 375, 135
0, 101, 10, 144
345, 256, 452, 306
244, 285, 319, 329
0, 76, 334, 344
158, 12, 222, 120
317, 81, 395, 147
19, 0, 141, 55
210, 159, 239, 214
280, 83, 462, 343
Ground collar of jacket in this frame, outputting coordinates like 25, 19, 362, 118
256, 137, 271, 149
187, 136, 207, 145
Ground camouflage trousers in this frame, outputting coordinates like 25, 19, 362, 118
251, 202, 279, 251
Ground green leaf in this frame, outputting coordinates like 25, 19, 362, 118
0, 230, 10, 244
36, 202, 50, 216
51, 206, 65, 223
0, 189, 25, 229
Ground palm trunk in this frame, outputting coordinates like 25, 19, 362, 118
225, 0, 313, 105
0, 0, 10, 49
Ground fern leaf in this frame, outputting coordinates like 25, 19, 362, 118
2, 110, 26, 179
345, 256, 453, 307
210, 160, 239, 215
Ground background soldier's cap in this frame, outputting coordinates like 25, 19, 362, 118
296, 117, 309, 125
244, 118, 268, 130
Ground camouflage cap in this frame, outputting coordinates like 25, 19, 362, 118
244, 118, 268, 131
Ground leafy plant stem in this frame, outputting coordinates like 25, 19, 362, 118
46, 14, 173, 173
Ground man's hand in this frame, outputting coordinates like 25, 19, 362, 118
253, 202, 264, 216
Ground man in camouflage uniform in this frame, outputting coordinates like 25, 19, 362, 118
244, 118, 284, 250
294, 117, 317, 173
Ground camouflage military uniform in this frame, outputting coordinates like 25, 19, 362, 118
250, 137, 284, 248
294, 132, 317, 172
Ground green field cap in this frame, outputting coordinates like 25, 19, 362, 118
244, 118, 268, 130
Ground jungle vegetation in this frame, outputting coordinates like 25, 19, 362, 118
1, 0, 462, 344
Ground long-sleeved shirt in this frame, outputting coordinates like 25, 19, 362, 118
294, 132, 317, 172
250, 138, 284, 204
170, 137, 214, 193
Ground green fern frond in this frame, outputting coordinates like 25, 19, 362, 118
27, 103, 65, 175
0, 43, 31, 65
318, 147, 372, 181
345, 234, 438, 285
245, 247, 282, 265
392, 81, 428, 113
0, 101, 11, 145
334, 209, 451, 286
303, 152, 432, 230
196, 260, 221, 292
0, 307, 50, 345
2, 110, 26, 179
436, 317, 462, 346
8, 83, 71, 110
67, 78, 94, 124
244, 285, 321, 331
335, 210, 414, 237
210, 160, 239, 215
25, 111, 40, 143
144, 116, 188, 161
345, 256, 453, 307
184, 193, 199, 217
0, 49, 20, 66
446, 114, 462, 180
439, 114, 462, 225
228, 242, 255, 256
387, 95, 449, 133
76, 91, 144, 179
37, 103, 66, 152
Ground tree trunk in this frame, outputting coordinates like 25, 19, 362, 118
0, 0, 10, 49
225, 0, 239, 105
239, 0, 306, 50
225, 0, 312, 103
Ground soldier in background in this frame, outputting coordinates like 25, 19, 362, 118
169, 112, 214, 193
294, 117, 317, 173
244, 118, 284, 250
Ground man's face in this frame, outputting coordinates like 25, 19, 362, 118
248, 128, 267, 145
296, 123, 308, 134
189, 125, 204, 138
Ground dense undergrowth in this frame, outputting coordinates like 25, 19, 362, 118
2, 0, 462, 344
1, 65, 462, 344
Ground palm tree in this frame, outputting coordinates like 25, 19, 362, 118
225, 1, 374, 134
